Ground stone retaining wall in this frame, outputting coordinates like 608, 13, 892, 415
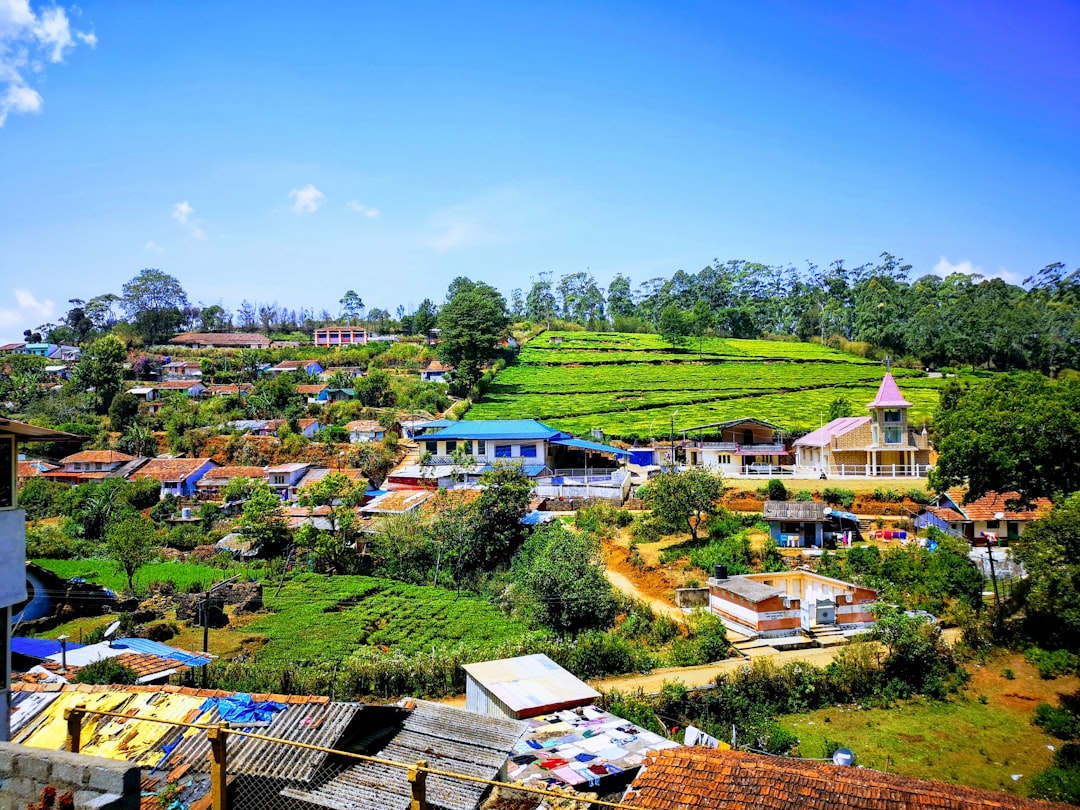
0, 742, 140, 810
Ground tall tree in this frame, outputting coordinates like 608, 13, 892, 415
658, 304, 689, 348
121, 268, 189, 345
71, 334, 126, 414
339, 290, 365, 324
930, 374, 1080, 503
437, 278, 509, 391
106, 515, 160, 593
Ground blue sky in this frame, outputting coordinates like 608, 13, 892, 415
1, 0, 1078, 336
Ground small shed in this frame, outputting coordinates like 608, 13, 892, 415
462, 654, 600, 721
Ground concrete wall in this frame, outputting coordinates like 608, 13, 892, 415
0, 742, 141, 810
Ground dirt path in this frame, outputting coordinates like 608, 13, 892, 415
604, 568, 686, 621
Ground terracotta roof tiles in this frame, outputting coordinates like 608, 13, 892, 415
60, 450, 135, 464
624, 749, 1071, 810
130, 458, 215, 483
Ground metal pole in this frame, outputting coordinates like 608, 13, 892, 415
64, 703, 86, 753
409, 759, 428, 810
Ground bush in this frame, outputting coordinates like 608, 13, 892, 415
1034, 703, 1080, 740
871, 488, 903, 503
765, 479, 788, 501
1026, 647, 1080, 680
822, 488, 855, 509
906, 488, 931, 505
794, 489, 815, 502
17, 477, 69, 520
73, 658, 138, 685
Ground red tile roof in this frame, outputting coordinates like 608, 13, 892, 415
17, 460, 58, 478
169, 332, 271, 348
624, 748, 1070, 810
129, 458, 215, 483
944, 489, 1053, 522
60, 450, 134, 464
196, 466, 267, 486
296, 384, 328, 394
424, 360, 453, 373
155, 380, 203, 389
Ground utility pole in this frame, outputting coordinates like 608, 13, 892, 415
669, 409, 680, 473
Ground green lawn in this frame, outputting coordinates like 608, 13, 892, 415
246, 573, 530, 665
470, 331, 970, 437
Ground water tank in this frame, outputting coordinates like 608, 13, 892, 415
832, 748, 855, 767
713, 564, 728, 580
181, 507, 192, 520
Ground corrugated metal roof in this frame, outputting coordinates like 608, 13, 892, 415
111, 638, 214, 667
282, 700, 526, 810
429, 419, 563, 441
12, 637, 84, 659
550, 437, 630, 457
792, 416, 870, 448
461, 654, 599, 717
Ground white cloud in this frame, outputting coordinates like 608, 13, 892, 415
0, 288, 55, 332
144, 240, 164, 254
289, 184, 325, 215
346, 200, 379, 218
171, 200, 205, 239
0, 0, 95, 127
933, 256, 1024, 286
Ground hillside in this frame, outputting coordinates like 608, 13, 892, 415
468, 331, 965, 439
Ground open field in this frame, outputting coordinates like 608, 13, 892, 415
469, 331, 977, 438
778, 651, 1079, 798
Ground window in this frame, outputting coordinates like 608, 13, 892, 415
985, 520, 1000, 529
425, 441, 438, 455
445, 440, 457, 454
883, 409, 902, 423
476, 440, 486, 455
495, 444, 512, 458
742, 429, 754, 445
884, 426, 903, 444
520, 444, 537, 458
718, 455, 731, 465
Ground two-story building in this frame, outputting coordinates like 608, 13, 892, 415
266, 462, 312, 500
314, 326, 367, 347
42, 450, 147, 486
195, 466, 268, 499
160, 360, 203, 381
679, 418, 789, 476
168, 332, 271, 349
793, 372, 932, 477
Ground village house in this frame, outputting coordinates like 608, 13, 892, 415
255, 417, 321, 439
763, 499, 862, 548
296, 383, 329, 403
707, 568, 876, 641
41, 450, 147, 486
168, 331, 271, 349
420, 359, 453, 383
20, 343, 81, 361
128, 457, 218, 499
623, 748, 1069, 810
793, 371, 932, 477
195, 465, 267, 499
42, 364, 71, 380
266, 462, 312, 499
203, 382, 253, 397
314, 325, 368, 346
160, 359, 203, 381
295, 466, 367, 492
679, 417, 789, 475
16, 458, 59, 486
345, 419, 386, 443
916, 489, 1053, 544
318, 365, 364, 381
266, 358, 324, 377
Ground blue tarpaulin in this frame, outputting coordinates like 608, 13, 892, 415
199, 693, 287, 725
12, 637, 84, 659
112, 638, 213, 667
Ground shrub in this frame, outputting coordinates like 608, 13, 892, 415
73, 658, 138, 685
822, 487, 855, 509
906, 488, 931, 505
1034, 703, 1080, 740
794, 489, 815, 502
871, 488, 903, 503
1026, 648, 1080, 679
765, 479, 788, 501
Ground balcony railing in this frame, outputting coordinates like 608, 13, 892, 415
687, 441, 787, 454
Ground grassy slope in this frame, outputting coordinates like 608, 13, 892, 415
470, 331, 973, 438
246, 573, 529, 665
778, 652, 1077, 798
32, 558, 252, 595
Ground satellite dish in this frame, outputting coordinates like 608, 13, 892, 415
822, 507, 833, 516
103, 621, 121, 645
832, 748, 855, 767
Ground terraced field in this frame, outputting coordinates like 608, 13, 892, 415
469, 331, 965, 439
